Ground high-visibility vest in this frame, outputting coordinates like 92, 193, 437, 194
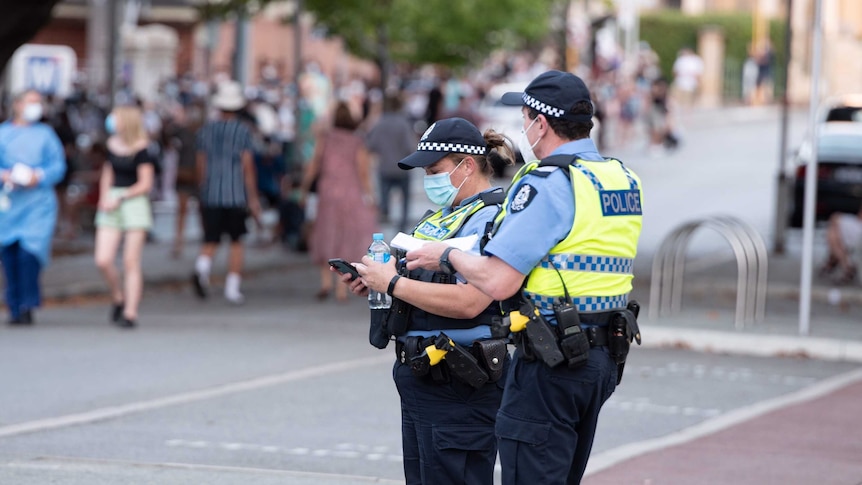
502, 155, 643, 313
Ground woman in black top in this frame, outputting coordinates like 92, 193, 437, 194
94, 105, 155, 328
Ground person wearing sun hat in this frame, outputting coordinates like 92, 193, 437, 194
191, 80, 262, 304
337, 117, 516, 485
405, 71, 645, 484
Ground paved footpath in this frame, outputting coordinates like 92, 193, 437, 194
585, 369, 862, 485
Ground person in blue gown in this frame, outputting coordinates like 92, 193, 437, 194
0, 90, 66, 325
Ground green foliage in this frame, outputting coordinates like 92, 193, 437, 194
304, 0, 555, 68
640, 11, 788, 99
198, 0, 280, 19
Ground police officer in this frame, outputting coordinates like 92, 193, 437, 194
339, 118, 515, 485
405, 71, 644, 484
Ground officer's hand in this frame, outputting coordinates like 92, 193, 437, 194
405, 242, 447, 272
331, 264, 369, 296
358, 255, 397, 293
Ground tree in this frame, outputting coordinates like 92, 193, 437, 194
198, 0, 281, 18
0, 0, 62, 76
304, 0, 555, 84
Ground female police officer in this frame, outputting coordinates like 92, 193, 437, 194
338, 117, 514, 485
406, 71, 644, 485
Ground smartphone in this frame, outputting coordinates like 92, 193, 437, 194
328, 258, 360, 281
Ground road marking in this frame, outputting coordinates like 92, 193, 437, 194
2, 455, 406, 483
604, 398, 721, 418
0, 355, 392, 439
633, 362, 817, 386
166, 439, 404, 462
585, 366, 862, 476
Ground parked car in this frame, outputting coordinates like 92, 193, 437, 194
820, 94, 862, 123
788, 123, 862, 227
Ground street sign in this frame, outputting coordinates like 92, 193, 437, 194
7, 44, 77, 98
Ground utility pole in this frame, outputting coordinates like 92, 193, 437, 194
292, 0, 304, 171
232, 7, 249, 86
773, 0, 793, 254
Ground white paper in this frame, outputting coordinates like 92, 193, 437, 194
390, 232, 479, 253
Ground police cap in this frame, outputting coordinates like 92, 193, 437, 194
500, 70, 594, 122
398, 117, 488, 170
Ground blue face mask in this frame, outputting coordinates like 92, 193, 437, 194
105, 114, 116, 135
423, 158, 468, 207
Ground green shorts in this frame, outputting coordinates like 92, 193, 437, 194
95, 188, 153, 231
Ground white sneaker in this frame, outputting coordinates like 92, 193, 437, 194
224, 290, 245, 305
224, 273, 244, 305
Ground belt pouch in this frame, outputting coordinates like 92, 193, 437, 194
559, 327, 590, 369
524, 314, 566, 368
473, 339, 508, 382
369, 308, 390, 349
608, 314, 631, 365
386, 297, 411, 337
446, 343, 489, 388
398, 336, 422, 364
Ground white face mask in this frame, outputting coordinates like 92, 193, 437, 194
518, 117, 541, 162
21, 103, 43, 123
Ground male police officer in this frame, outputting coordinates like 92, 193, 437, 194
405, 70, 644, 484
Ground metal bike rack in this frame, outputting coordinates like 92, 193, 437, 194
649, 215, 768, 329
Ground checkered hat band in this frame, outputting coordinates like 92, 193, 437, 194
539, 254, 634, 274
523, 291, 628, 312
417, 142, 487, 155
523, 93, 566, 118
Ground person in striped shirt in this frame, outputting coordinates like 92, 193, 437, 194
191, 81, 262, 304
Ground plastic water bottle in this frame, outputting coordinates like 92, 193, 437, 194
368, 233, 392, 309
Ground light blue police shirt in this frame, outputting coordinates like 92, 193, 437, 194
483, 138, 605, 323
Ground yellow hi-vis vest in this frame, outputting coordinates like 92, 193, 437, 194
503, 155, 643, 313
412, 190, 504, 243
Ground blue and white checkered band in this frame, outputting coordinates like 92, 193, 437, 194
416, 142, 487, 155
523, 291, 629, 312
572, 163, 604, 191
540, 254, 634, 274
523, 93, 566, 118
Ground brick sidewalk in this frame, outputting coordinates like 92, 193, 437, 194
585, 371, 862, 485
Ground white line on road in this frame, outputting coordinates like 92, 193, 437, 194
585, 366, 862, 476
3, 455, 406, 484
166, 439, 404, 462
0, 355, 393, 439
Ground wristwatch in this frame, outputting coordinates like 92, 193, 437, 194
439, 247, 459, 275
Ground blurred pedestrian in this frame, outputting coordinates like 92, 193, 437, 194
191, 81, 262, 304
343, 117, 515, 484
0, 90, 67, 325
164, 103, 202, 258
820, 208, 862, 284
671, 47, 704, 114
365, 94, 416, 233
646, 77, 678, 156
755, 40, 776, 105
405, 71, 644, 484
300, 101, 377, 302
93, 105, 155, 329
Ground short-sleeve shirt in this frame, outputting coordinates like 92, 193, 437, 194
107, 148, 152, 188
484, 138, 604, 276
196, 119, 253, 208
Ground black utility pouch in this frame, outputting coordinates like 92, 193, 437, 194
608, 316, 631, 365
473, 339, 508, 382
369, 308, 390, 349
386, 297, 411, 337
559, 327, 590, 369
512, 331, 536, 362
